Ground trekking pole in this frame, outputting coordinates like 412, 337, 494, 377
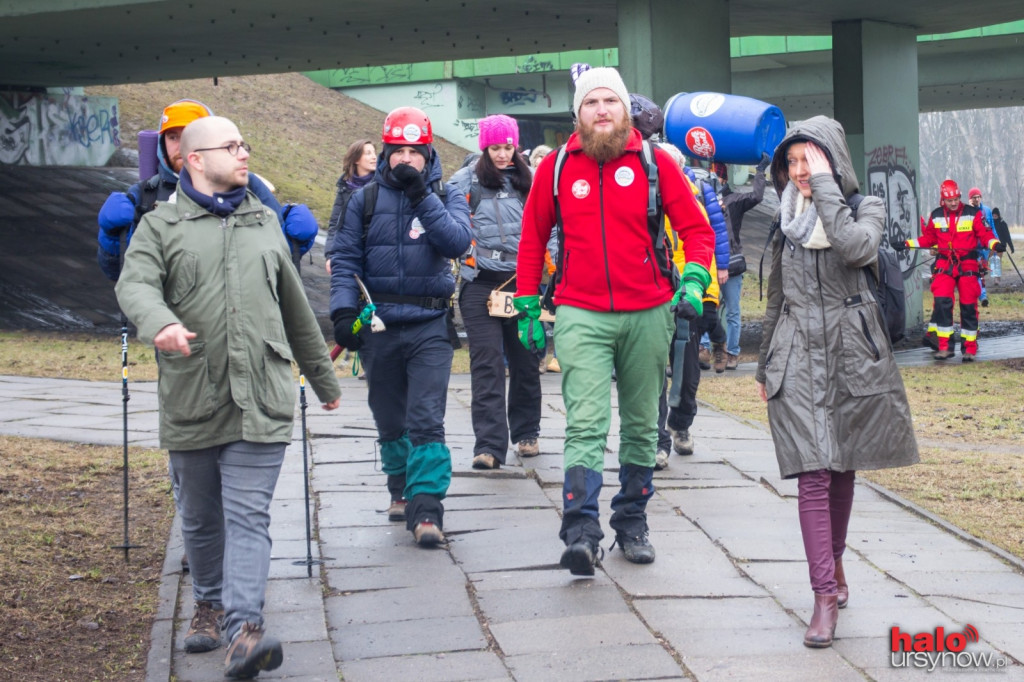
291, 374, 321, 577
1002, 249, 1024, 286
111, 315, 141, 562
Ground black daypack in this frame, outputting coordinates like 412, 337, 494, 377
759, 192, 906, 344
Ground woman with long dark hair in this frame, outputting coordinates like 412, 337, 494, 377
450, 115, 548, 469
325, 138, 377, 273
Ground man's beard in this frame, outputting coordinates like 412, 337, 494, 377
579, 113, 631, 163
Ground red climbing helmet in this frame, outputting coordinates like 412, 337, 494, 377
381, 107, 433, 145
940, 179, 960, 200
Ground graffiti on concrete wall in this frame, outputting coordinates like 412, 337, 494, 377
1, 91, 119, 166
866, 144, 925, 303
500, 88, 538, 107
517, 56, 555, 74
413, 84, 444, 109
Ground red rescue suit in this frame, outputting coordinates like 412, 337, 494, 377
910, 203, 999, 355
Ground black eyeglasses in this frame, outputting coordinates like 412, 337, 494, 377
193, 141, 251, 157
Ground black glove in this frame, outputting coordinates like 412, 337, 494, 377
331, 308, 364, 351
890, 238, 908, 252
672, 299, 700, 321
993, 241, 1007, 253
756, 152, 771, 173
391, 163, 428, 206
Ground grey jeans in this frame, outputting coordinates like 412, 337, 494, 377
169, 440, 286, 642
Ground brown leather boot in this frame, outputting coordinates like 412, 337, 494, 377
803, 593, 839, 648
834, 558, 849, 609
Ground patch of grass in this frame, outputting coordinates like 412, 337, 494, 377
0, 436, 173, 681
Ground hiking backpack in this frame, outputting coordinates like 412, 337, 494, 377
759, 192, 906, 344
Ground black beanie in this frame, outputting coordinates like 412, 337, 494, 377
384, 143, 431, 163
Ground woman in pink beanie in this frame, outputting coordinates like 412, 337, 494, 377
449, 114, 550, 470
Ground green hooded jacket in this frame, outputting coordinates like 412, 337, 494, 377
115, 188, 340, 451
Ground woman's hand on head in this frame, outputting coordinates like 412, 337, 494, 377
804, 142, 831, 176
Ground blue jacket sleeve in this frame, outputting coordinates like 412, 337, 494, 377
281, 204, 319, 256
98, 192, 136, 233
417, 183, 472, 259
248, 174, 284, 221
700, 181, 730, 270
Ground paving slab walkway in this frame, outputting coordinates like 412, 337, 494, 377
1, 370, 1022, 681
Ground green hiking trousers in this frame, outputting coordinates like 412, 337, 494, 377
553, 304, 673, 471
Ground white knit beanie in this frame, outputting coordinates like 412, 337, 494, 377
572, 67, 630, 120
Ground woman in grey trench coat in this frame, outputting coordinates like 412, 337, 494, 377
756, 116, 919, 648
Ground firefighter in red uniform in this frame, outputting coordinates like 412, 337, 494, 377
893, 179, 1004, 361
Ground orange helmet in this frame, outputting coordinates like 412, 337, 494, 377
940, 179, 959, 200
159, 99, 212, 134
382, 107, 433, 145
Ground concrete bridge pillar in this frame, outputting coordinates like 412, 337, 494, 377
833, 20, 925, 329
617, 0, 731, 107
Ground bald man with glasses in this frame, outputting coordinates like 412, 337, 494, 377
116, 115, 340, 679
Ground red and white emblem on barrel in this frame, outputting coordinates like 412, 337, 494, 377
685, 127, 716, 158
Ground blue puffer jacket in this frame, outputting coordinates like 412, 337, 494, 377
329, 152, 472, 325
97, 132, 287, 281
683, 166, 730, 272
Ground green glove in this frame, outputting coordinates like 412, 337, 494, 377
671, 262, 712, 321
513, 295, 546, 353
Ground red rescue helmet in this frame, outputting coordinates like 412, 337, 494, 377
940, 179, 960, 200
968, 187, 982, 199
382, 107, 433, 145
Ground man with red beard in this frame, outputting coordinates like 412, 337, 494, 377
514, 67, 715, 575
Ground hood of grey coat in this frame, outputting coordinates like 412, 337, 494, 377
770, 116, 860, 200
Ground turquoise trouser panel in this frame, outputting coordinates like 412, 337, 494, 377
405, 441, 452, 501
379, 432, 412, 477
554, 304, 674, 470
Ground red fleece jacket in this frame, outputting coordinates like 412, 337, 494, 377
516, 128, 714, 312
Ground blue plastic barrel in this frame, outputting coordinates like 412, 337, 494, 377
137, 129, 159, 181
663, 92, 786, 165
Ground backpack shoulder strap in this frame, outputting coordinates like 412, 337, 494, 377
640, 139, 660, 219
361, 181, 380, 245
133, 174, 161, 224
847, 192, 864, 220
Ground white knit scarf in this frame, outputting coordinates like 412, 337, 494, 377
779, 181, 831, 249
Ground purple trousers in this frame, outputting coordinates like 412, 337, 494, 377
797, 469, 855, 594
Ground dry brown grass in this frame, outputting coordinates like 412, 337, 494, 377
0, 436, 173, 681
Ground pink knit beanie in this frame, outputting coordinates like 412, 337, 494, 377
478, 114, 519, 150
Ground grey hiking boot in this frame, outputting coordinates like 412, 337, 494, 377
224, 622, 283, 679
614, 531, 656, 564
654, 449, 670, 471
184, 600, 223, 653
559, 541, 603, 576
672, 428, 694, 456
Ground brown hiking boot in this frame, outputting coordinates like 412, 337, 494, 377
387, 498, 407, 522
697, 347, 712, 370
184, 600, 223, 653
725, 353, 739, 370
413, 521, 445, 547
224, 622, 283, 679
517, 439, 540, 457
933, 348, 955, 360
712, 343, 726, 373
472, 453, 500, 470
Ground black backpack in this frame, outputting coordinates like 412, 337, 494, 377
759, 192, 906, 344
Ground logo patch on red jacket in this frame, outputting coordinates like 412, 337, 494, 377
685, 127, 716, 158
571, 179, 590, 199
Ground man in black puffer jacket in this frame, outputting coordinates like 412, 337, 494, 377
328, 106, 471, 548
